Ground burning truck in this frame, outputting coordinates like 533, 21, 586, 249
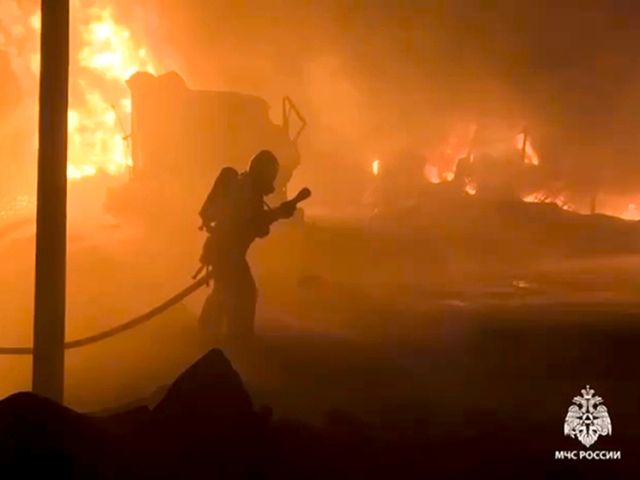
362, 131, 640, 255
106, 71, 306, 223
366, 134, 547, 219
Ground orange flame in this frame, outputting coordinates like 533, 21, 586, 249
423, 164, 454, 184
12, 2, 159, 181
371, 158, 380, 176
514, 132, 540, 166
523, 190, 573, 210
464, 180, 477, 196
620, 203, 640, 221
69, 5, 157, 179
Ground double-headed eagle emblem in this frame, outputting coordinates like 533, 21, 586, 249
564, 385, 612, 447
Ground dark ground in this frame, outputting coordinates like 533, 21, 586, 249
1, 205, 640, 478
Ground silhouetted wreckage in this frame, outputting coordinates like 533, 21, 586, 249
0, 349, 382, 479
2, 347, 639, 479
0, 349, 265, 479
106, 72, 306, 223
365, 150, 640, 256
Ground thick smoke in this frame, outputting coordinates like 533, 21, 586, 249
135, 0, 640, 206
2, 0, 640, 408
4, 1, 640, 206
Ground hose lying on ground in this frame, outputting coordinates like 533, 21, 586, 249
0, 273, 212, 355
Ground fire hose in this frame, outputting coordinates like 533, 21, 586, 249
0, 188, 312, 356
0, 273, 212, 356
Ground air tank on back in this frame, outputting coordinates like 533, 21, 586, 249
106, 71, 305, 226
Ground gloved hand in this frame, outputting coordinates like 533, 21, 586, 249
278, 201, 297, 219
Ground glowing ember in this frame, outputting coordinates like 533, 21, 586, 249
464, 180, 477, 196
371, 158, 380, 176
522, 191, 547, 203
423, 164, 440, 183
620, 203, 640, 221
523, 190, 573, 210
423, 164, 454, 184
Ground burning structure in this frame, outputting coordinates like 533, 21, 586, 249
106, 71, 306, 220
366, 129, 548, 216
1, 2, 308, 226
4, 3, 640, 479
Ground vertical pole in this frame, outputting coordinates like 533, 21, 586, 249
32, 0, 69, 402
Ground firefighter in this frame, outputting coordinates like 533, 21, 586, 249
198, 150, 298, 340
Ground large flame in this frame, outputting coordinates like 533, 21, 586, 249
423, 126, 541, 188
68, 6, 156, 179
9, 2, 159, 181
424, 122, 476, 183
